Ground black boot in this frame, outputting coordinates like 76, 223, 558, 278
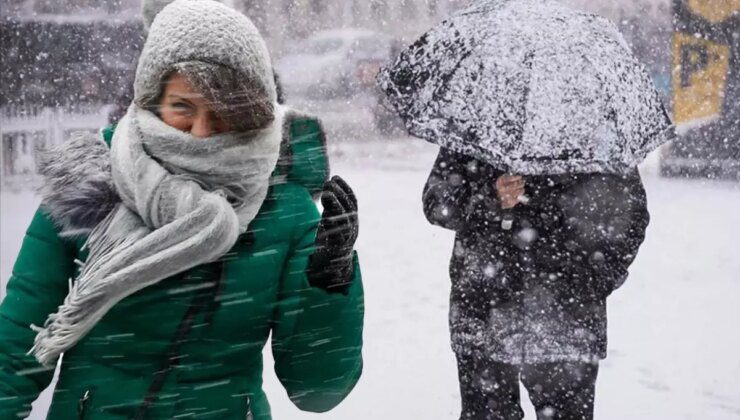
520, 362, 599, 420
456, 354, 524, 420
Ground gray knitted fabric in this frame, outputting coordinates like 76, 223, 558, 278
136, 0, 276, 106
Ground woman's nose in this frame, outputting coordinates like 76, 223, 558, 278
190, 114, 213, 139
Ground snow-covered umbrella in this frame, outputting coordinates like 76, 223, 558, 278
377, 0, 673, 175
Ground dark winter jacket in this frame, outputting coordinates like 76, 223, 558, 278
0, 117, 362, 419
423, 148, 649, 364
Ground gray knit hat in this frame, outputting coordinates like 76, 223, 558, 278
135, 0, 276, 108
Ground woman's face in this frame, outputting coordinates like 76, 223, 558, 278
158, 73, 233, 138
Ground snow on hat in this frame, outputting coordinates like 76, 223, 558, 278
141, 0, 235, 30
134, 0, 276, 107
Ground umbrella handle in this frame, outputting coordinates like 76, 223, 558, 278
500, 194, 530, 231
501, 212, 514, 230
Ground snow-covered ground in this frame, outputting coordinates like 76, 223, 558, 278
2, 139, 740, 419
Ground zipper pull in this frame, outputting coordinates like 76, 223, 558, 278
246, 396, 254, 420
78, 389, 91, 419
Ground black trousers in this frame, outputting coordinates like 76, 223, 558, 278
457, 354, 599, 420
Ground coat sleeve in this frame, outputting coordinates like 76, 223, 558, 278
557, 170, 650, 298
271, 189, 363, 413
422, 148, 497, 231
0, 208, 76, 418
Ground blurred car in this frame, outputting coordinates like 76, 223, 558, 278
277, 29, 407, 136
277, 28, 393, 99
369, 87, 406, 137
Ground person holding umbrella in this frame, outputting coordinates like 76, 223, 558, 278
379, 0, 672, 419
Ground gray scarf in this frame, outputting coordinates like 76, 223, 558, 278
30, 104, 283, 366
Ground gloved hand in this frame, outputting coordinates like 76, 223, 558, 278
307, 176, 359, 294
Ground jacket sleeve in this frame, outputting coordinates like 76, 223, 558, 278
557, 170, 650, 297
0, 208, 76, 418
271, 191, 363, 413
423, 148, 496, 231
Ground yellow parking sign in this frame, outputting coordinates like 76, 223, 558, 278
686, 0, 740, 24
672, 32, 731, 124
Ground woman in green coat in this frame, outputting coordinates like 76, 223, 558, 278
0, 1, 363, 418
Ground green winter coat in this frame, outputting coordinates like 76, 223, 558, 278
0, 117, 364, 419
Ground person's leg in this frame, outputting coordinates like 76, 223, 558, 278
456, 354, 524, 420
520, 362, 599, 420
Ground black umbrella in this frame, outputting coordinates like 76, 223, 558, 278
378, 0, 673, 176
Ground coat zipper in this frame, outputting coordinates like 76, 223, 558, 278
134, 262, 226, 420
246, 396, 253, 420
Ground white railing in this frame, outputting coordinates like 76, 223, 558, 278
0, 104, 113, 188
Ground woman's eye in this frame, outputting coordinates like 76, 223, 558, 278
172, 102, 191, 110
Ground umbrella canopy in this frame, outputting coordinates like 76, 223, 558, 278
378, 0, 673, 175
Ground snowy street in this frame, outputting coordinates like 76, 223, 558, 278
2, 0, 738, 416
2, 138, 739, 419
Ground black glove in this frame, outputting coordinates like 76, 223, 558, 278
307, 176, 359, 294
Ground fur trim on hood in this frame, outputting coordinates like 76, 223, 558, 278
37, 132, 120, 238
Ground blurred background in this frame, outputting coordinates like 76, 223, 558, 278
1, 1, 739, 419
4, 0, 736, 187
